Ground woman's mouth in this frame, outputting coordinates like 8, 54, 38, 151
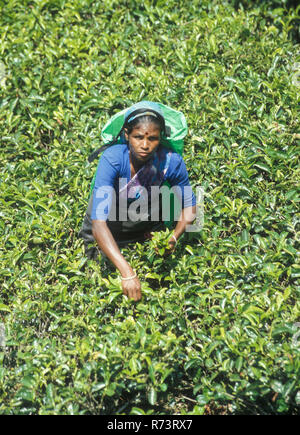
138, 152, 150, 158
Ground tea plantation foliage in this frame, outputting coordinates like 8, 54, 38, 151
0, 0, 299, 415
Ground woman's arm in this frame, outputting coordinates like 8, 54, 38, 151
167, 205, 197, 251
92, 220, 142, 301
164, 154, 197, 250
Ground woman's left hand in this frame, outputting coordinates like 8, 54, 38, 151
154, 239, 176, 256
158, 238, 176, 256
166, 238, 176, 254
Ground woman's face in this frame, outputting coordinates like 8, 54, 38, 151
125, 122, 161, 164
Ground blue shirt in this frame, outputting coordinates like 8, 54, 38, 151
91, 144, 196, 221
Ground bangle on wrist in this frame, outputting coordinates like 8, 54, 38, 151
121, 271, 137, 281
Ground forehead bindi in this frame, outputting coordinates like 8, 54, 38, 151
131, 122, 160, 136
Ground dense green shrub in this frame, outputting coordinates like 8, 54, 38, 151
0, 0, 299, 415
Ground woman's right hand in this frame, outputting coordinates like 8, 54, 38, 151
121, 276, 142, 301
92, 221, 142, 301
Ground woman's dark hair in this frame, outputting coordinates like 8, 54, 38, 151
126, 114, 163, 135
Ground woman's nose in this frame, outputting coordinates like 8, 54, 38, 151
141, 139, 149, 149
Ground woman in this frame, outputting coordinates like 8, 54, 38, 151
79, 101, 196, 301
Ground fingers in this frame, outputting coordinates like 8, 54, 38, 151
167, 241, 176, 254
128, 288, 142, 302
154, 243, 175, 257
122, 278, 142, 302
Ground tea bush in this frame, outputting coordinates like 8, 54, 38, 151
0, 0, 299, 415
